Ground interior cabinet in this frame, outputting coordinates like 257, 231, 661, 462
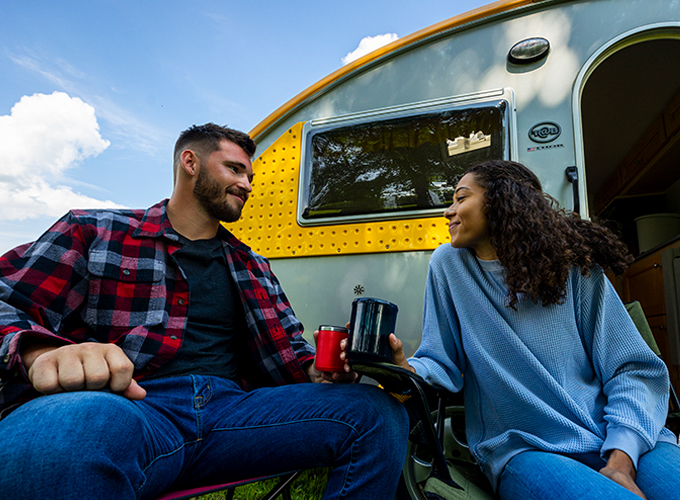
622, 238, 680, 397
624, 251, 667, 317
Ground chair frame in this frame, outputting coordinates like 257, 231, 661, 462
348, 358, 470, 499
155, 470, 301, 500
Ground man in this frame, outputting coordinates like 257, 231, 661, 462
0, 123, 408, 499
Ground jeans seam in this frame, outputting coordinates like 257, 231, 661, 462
134, 439, 201, 497
192, 376, 213, 410
192, 376, 213, 442
501, 460, 542, 498
335, 439, 356, 500
210, 417, 361, 436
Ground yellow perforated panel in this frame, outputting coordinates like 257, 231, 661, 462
223, 122, 452, 259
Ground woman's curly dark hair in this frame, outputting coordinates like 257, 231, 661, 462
465, 160, 633, 309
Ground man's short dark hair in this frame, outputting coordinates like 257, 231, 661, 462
173, 123, 257, 183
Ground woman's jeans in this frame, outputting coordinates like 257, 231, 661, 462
0, 375, 409, 500
499, 441, 680, 500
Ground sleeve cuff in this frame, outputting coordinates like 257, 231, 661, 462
601, 424, 651, 468
14, 330, 72, 381
408, 356, 464, 392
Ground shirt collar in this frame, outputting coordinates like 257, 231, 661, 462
216, 224, 251, 253
475, 254, 503, 272
132, 199, 252, 253
133, 199, 176, 240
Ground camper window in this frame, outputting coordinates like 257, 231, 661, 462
300, 100, 509, 223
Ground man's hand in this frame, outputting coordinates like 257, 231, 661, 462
308, 330, 358, 383
599, 449, 647, 499
23, 342, 146, 400
306, 361, 357, 383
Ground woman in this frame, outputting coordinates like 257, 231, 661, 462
390, 160, 680, 500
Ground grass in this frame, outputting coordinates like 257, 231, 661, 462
195, 468, 329, 500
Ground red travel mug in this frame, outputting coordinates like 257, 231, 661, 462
315, 326, 349, 372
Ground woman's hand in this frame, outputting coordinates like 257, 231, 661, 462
389, 333, 416, 373
328, 329, 417, 377
599, 449, 647, 499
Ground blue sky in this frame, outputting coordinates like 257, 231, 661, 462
0, 0, 489, 255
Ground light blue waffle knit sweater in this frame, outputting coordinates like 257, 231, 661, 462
409, 245, 676, 491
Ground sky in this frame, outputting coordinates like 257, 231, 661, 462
0, 0, 490, 255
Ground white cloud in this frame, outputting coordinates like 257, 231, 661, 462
0, 91, 125, 221
8, 51, 168, 156
342, 33, 399, 65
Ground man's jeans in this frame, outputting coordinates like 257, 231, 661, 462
0, 375, 409, 500
498, 441, 680, 500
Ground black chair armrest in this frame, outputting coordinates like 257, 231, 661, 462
349, 357, 462, 489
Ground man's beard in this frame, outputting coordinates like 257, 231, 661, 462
193, 167, 246, 223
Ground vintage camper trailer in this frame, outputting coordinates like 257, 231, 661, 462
225, 0, 680, 417
227, 0, 680, 379
222, 0, 680, 496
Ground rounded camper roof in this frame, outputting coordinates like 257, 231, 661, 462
249, 0, 541, 140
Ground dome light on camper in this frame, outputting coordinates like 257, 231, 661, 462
508, 37, 550, 64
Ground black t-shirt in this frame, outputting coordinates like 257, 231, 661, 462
148, 234, 245, 380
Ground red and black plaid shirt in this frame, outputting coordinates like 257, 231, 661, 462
0, 200, 313, 412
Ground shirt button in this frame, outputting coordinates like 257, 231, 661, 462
177, 298, 185, 305
122, 269, 131, 276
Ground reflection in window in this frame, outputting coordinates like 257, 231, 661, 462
302, 101, 508, 220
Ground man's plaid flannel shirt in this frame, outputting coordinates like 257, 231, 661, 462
0, 200, 314, 413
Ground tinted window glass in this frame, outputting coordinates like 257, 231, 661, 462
302, 101, 508, 221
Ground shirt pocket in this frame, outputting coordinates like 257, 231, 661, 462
86, 250, 166, 331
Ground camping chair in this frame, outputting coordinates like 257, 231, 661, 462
349, 358, 495, 500
625, 300, 680, 435
154, 471, 301, 500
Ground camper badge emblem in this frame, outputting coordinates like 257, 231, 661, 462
529, 122, 561, 143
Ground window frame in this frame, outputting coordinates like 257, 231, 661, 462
297, 88, 517, 226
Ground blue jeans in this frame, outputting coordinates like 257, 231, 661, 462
0, 376, 408, 500
498, 441, 680, 500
